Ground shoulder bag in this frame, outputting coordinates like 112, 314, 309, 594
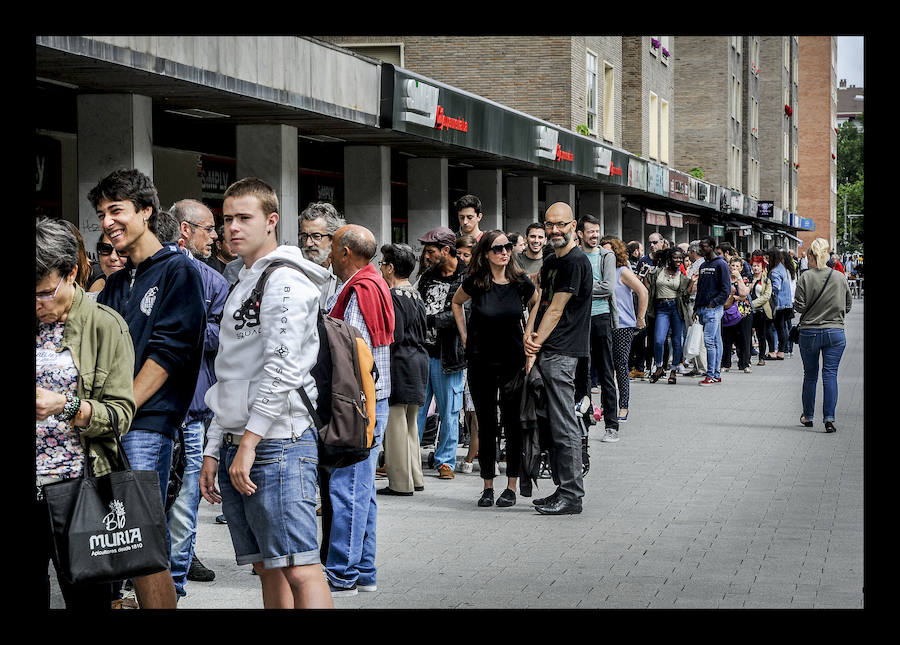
43, 405, 170, 585
789, 270, 833, 345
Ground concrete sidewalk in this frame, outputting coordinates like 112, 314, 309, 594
50, 300, 864, 609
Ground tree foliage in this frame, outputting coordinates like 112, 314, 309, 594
836, 119, 863, 185
835, 117, 864, 252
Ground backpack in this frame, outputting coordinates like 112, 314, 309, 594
247, 260, 378, 469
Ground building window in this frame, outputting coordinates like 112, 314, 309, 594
660, 36, 670, 65
586, 50, 598, 134
792, 185, 798, 212
660, 99, 669, 163
736, 79, 741, 125
751, 97, 759, 138
793, 142, 798, 164
731, 74, 737, 120
784, 132, 790, 162
603, 62, 615, 142
649, 92, 659, 160
783, 83, 790, 111
783, 180, 790, 209
735, 36, 742, 56
784, 37, 790, 70
650, 36, 659, 57
731, 146, 742, 192
752, 38, 759, 73
751, 158, 760, 198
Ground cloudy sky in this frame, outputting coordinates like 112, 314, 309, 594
837, 36, 864, 87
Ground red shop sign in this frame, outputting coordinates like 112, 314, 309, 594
435, 105, 468, 133
555, 144, 574, 162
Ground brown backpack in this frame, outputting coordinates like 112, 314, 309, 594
248, 261, 377, 468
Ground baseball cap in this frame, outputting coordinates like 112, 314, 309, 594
418, 226, 456, 249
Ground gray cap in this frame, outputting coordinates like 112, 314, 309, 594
417, 226, 456, 248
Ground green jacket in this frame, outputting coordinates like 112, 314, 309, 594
749, 274, 774, 319
646, 267, 691, 322
57, 285, 136, 477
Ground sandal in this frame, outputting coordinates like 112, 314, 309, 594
649, 367, 665, 383
667, 370, 677, 385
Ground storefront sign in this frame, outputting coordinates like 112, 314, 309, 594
434, 105, 468, 132
555, 144, 574, 162
668, 169, 691, 201
536, 125, 559, 160
744, 197, 758, 218
719, 188, 731, 213
648, 163, 668, 196
200, 155, 236, 196
628, 157, 647, 190
729, 192, 744, 215
668, 213, 684, 228
594, 147, 612, 175
400, 79, 439, 127
757, 200, 774, 218
712, 224, 725, 237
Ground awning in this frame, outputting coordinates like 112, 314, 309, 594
781, 231, 802, 244
726, 220, 752, 232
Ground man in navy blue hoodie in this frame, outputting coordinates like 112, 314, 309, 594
694, 236, 732, 386
93, 169, 205, 608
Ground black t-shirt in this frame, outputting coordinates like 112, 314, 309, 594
533, 246, 593, 357
462, 275, 535, 365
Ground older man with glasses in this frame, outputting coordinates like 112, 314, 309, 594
300, 201, 346, 307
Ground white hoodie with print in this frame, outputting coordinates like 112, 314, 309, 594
203, 245, 332, 460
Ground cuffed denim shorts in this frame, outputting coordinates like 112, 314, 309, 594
218, 428, 320, 569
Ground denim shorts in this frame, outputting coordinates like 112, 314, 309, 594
218, 428, 320, 569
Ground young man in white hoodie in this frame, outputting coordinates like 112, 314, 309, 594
198, 177, 333, 609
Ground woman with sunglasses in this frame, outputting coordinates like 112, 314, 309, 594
87, 233, 128, 293
452, 230, 538, 508
36, 217, 136, 609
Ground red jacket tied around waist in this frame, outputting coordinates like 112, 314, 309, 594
329, 264, 395, 347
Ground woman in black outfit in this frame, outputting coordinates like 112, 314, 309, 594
452, 230, 538, 508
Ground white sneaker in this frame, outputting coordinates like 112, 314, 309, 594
358, 584, 377, 592
601, 429, 619, 443
460, 460, 474, 474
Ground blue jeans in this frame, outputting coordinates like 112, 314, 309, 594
120, 428, 174, 558
219, 428, 320, 569
323, 398, 388, 589
653, 300, 685, 367
697, 305, 724, 379
416, 358, 465, 470
799, 328, 846, 423
167, 420, 204, 597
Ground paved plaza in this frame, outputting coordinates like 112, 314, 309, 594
49, 300, 865, 609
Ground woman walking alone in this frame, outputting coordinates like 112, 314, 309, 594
794, 238, 852, 433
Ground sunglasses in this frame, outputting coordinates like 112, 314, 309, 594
490, 242, 514, 254
97, 242, 128, 257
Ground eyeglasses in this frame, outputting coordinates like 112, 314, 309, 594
186, 221, 216, 234
490, 242, 514, 254
378, 261, 391, 267
300, 232, 332, 243
97, 242, 128, 257
543, 220, 574, 230
36, 275, 64, 302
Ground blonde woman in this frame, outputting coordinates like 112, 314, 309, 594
794, 238, 852, 433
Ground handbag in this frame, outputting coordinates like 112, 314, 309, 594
683, 320, 704, 360
721, 303, 742, 327
790, 270, 833, 344
43, 405, 170, 586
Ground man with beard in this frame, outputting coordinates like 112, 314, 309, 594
167, 199, 230, 595
524, 203, 592, 515
517, 222, 547, 276
576, 214, 619, 444
300, 201, 346, 307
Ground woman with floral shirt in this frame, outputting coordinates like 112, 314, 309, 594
36, 217, 136, 609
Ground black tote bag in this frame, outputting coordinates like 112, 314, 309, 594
43, 406, 170, 586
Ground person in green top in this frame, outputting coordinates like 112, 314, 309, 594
36, 217, 136, 609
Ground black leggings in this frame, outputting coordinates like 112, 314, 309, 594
467, 360, 523, 482
752, 311, 771, 358
721, 314, 753, 369
772, 308, 792, 353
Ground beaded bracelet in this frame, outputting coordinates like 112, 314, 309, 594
59, 391, 81, 421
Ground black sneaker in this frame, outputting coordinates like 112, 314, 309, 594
187, 556, 216, 582
477, 488, 494, 507
215, 514, 227, 524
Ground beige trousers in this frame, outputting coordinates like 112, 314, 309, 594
384, 404, 424, 493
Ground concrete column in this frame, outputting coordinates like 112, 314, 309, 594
344, 146, 392, 246
237, 124, 299, 246
603, 193, 621, 238
506, 176, 539, 235
407, 158, 448, 246
466, 169, 503, 231
545, 184, 576, 216
579, 191, 604, 233
77, 93, 154, 254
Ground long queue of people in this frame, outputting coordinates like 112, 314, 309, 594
36, 168, 852, 610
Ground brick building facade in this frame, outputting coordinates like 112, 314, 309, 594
798, 36, 838, 249
621, 36, 674, 165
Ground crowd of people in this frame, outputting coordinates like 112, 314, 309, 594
36, 168, 855, 610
